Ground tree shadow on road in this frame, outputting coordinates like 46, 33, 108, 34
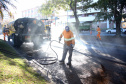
84, 42, 126, 84
75, 36, 126, 84
61, 64, 83, 84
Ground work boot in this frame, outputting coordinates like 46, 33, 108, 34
67, 62, 71, 66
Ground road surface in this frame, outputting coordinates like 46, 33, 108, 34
0, 26, 126, 84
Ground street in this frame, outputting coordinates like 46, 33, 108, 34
0, 27, 126, 84
0, 0, 126, 83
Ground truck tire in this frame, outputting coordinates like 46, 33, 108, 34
108, 31, 111, 34
13, 34, 23, 47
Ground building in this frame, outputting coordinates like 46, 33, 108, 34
21, 5, 116, 31
22, 7, 41, 19
54, 2, 117, 31
22, 6, 45, 20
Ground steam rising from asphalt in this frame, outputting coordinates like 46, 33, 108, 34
23, 21, 126, 64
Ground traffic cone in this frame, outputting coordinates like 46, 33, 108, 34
90, 31, 92, 35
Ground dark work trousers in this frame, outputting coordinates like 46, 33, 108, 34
61, 43, 73, 63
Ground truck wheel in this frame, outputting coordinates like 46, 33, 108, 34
13, 35, 19, 47
12, 34, 16, 47
13, 34, 23, 47
108, 31, 111, 34
16, 40, 23, 47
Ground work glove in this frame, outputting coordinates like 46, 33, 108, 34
59, 37, 61, 43
71, 44, 75, 48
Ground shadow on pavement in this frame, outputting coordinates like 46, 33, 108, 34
85, 42, 126, 84
61, 64, 83, 84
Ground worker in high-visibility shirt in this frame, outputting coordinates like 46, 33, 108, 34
8, 24, 15, 42
2, 25, 9, 41
59, 26, 75, 66
96, 26, 101, 40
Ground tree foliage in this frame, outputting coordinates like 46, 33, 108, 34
0, 0, 16, 20
39, 0, 82, 26
39, 0, 70, 16
39, 0, 93, 31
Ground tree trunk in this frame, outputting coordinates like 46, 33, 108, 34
74, 12, 80, 39
70, 0, 80, 38
116, 20, 121, 37
74, 0, 80, 31
74, 12, 80, 30
70, 0, 80, 30
114, 4, 122, 37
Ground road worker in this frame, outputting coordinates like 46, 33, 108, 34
59, 26, 75, 66
96, 26, 101, 40
8, 24, 15, 42
2, 25, 9, 41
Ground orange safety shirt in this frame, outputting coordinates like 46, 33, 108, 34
97, 27, 101, 33
60, 30, 75, 46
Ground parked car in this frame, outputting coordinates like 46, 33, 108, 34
121, 28, 126, 33
106, 28, 116, 34
106, 28, 125, 34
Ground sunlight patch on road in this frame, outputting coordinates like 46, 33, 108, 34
72, 56, 90, 66
80, 38, 89, 45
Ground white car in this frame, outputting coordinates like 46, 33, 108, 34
122, 28, 126, 33
106, 28, 116, 34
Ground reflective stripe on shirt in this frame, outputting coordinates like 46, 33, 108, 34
64, 37, 74, 41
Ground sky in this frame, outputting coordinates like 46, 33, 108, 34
10, 0, 46, 19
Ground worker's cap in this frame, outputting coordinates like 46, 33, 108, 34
65, 26, 69, 32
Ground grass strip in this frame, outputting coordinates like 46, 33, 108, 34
0, 39, 48, 84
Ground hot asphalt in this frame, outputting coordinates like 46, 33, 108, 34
1, 30, 126, 84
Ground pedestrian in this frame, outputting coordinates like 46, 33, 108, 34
96, 26, 101, 40
59, 26, 75, 66
2, 25, 9, 41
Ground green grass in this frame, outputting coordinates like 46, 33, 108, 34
0, 39, 48, 84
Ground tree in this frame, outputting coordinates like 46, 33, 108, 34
85, 0, 126, 37
0, 0, 16, 20
39, 0, 80, 28
39, 0, 92, 31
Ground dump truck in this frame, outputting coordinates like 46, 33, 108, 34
8, 18, 47, 48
